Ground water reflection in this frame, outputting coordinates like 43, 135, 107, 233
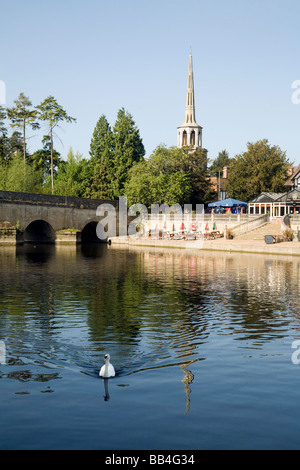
103, 378, 110, 401
181, 364, 194, 415
1, 245, 300, 414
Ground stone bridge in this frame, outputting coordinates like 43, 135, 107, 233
0, 190, 120, 244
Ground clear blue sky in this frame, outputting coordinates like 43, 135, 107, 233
1, 0, 300, 164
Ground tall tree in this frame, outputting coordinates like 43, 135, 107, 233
89, 115, 114, 199
9, 131, 23, 157
29, 135, 62, 186
112, 108, 145, 197
226, 139, 291, 201
209, 149, 231, 177
6, 92, 40, 162
0, 106, 10, 165
36, 96, 76, 194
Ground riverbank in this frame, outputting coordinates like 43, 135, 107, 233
108, 235, 300, 256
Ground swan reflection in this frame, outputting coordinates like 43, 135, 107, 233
103, 378, 110, 401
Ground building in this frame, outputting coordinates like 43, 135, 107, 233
177, 53, 203, 150
248, 189, 300, 217
284, 165, 300, 191
210, 166, 229, 200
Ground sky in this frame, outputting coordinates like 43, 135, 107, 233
1, 0, 300, 165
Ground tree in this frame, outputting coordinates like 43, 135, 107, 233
112, 108, 145, 197
124, 145, 215, 207
6, 93, 40, 162
226, 139, 291, 201
89, 115, 114, 199
36, 96, 76, 194
0, 106, 10, 165
209, 149, 231, 177
54, 147, 91, 197
178, 147, 216, 205
0, 151, 42, 193
29, 135, 62, 186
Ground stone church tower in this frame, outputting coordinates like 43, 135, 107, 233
177, 53, 203, 149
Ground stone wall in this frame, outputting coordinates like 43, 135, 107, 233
0, 190, 120, 244
0, 190, 117, 210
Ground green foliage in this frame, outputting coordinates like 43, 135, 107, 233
112, 108, 145, 197
0, 92, 292, 207
29, 135, 62, 183
6, 93, 40, 161
36, 96, 76, 193
124, 145, 215, 207
0, 152, 43, 193
9, 131, 23, 158
0, 106, 10, 165
88, 109, 145, 200
209, 149, 231, 176
89, 115, 114, 199
226, 139, 291, 201
53, 147, 91, 197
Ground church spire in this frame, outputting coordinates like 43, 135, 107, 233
184, 53, 197, 125
177, 52, 203, 149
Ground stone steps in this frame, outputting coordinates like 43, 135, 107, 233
235, 223, 282, 240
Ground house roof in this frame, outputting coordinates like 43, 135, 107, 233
249, 189, 300, 203
276, 189, 300, 202
249, 192, 286, 203
285, 164, 300, 187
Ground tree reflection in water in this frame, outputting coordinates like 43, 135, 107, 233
1, 245, 300, 413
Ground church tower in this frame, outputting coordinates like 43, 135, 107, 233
177, 53, 203, 149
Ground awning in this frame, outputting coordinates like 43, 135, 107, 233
208, 198, 248, 208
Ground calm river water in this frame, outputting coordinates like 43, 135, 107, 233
1, 243, 300, 450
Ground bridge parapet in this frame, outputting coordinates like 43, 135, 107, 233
0, 190, 119, 244
0, 190, 118, 210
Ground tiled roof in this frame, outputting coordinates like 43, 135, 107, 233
249, 192, 286, 203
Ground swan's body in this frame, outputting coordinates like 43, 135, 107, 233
99, 354, 115, 378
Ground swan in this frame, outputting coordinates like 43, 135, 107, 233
99, 354, 115, 378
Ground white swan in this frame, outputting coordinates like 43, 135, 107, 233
99, 354, 115, 378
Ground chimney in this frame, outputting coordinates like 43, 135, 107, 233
223, 166, 228, 179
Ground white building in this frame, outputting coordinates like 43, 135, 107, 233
248, 189, 300, 217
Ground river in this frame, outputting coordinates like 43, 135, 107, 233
0, 244, 300, 450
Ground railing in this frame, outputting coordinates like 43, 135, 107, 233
230, 214, 269, 238
290, 216, 300, 226
204, 214, 255, 223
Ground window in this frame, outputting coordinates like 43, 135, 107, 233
190, 131, 195, 146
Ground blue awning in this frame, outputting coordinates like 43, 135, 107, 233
208, 198, 248, 208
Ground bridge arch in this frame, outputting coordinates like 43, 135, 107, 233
23, 220, 56, 244
81, 221, 102, 243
